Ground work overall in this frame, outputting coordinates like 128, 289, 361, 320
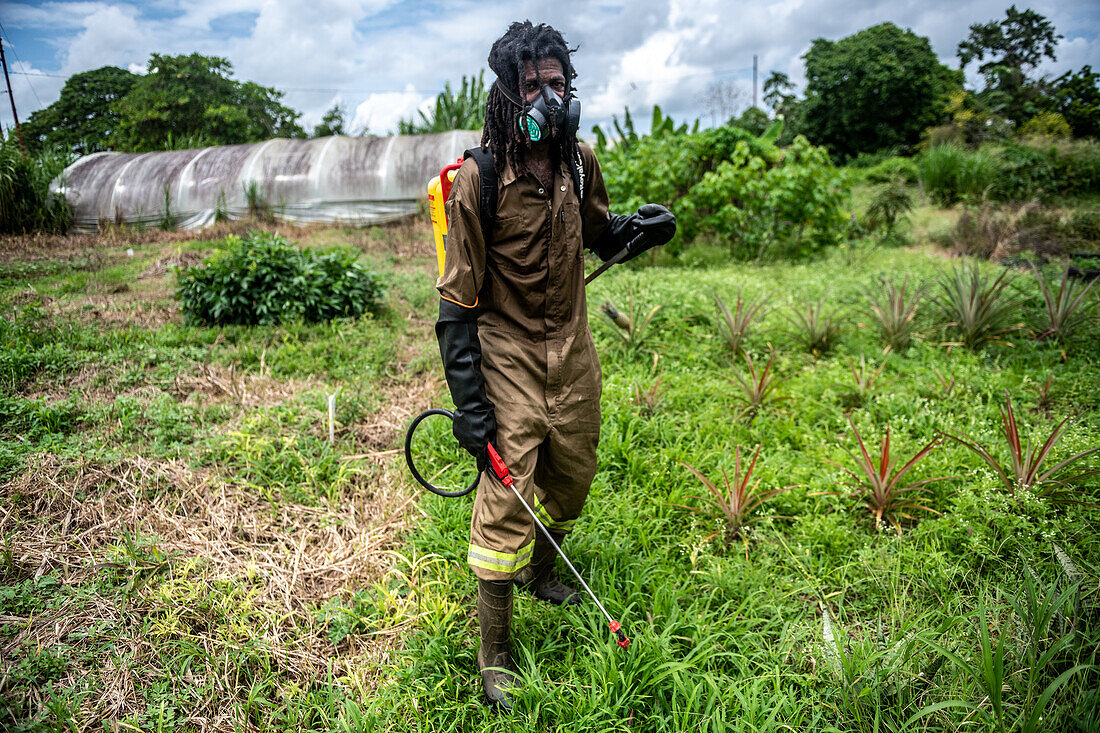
436, 144, 612, 581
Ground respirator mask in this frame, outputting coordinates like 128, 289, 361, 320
495, 80, 581, 143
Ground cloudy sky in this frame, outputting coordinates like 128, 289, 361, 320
1, 0, 1097, 139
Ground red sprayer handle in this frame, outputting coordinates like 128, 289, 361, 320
484, 440, 629, 651
439, 158, 463, 203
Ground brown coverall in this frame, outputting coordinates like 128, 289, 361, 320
436, 144, 611, 581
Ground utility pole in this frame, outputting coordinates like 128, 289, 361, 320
753, 55, 758, 109
0, 37, 26, 157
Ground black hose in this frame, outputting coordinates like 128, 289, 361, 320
404, 408, 480, 497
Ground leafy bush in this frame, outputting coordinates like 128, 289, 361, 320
863, 156, 919, 184
0, 134, 73, 234
599, 118, 850, 260
176, 231, 386, 326
989, 143, 1057, 201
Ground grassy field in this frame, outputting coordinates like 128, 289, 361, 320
2, 201, 1099, 731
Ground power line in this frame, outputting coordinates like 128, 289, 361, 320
0, 22, 42, 108
9, 70, 66, 78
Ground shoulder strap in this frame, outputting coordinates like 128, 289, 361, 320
571, 143, 586, 208
463, 147, 497, 246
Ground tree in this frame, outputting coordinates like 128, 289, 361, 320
762, 71, 795, 114
698, 80, 744, 127
732, 107, 769, 135
398, 71, 486, 134
20, 66, 137, 155
313, 103, 347, 137
800, 23, 962, 160
957, 6, 1062, 126
1045, 66, 1100, 139
112, 53, 303, 151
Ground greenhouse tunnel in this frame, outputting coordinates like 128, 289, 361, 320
51, 130, 482, 232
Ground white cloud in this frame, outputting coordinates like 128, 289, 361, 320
59, 4, 152, 74
351, 85, 432, 135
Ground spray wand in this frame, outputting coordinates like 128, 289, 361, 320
485, 442, 630, 649
404, 410, 629, 649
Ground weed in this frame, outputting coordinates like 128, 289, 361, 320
678, 446, 790, 544
945, 391, 1100, 505
713, 288, 767, 355
830, 415, 947, 534
931, 264, 1023, 349
786, 297, 845, 356
244, 180, 272, 222
917, 590, 1092, 733
1030, 263, 1096, 342
864, 275, 922, 351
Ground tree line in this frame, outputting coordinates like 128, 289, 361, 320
9, 5, 1100, 161
759, 6, 1098, 160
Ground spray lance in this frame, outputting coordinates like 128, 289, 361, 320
404, 236, 639, 651
404, 410, 630, 650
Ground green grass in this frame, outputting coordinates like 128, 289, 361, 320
2, 222, 1099, 731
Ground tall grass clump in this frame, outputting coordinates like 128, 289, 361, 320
176, 231, 386, 326
918, 144, 999, 205
0, 135, 73, 234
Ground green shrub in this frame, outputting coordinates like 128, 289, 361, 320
1068, 209, 1100, 242
863, 156, 919, 184
0, 135, 73, 234
990, 143, 1057, 201
175, 231, 386, 326
1050, 139, 1100, 196
599, 120, 850, 260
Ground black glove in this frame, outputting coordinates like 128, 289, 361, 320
592, 204, 676, 262
436, 298, 496, 469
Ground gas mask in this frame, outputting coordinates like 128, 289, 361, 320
521, 85, 581, 142
495, 80, 581, 142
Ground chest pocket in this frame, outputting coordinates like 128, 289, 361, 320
491, 213, 543, 275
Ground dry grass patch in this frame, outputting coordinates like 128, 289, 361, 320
173, 361, 320, 413
1, 450, 422, 727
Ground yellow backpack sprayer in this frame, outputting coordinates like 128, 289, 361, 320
406, 152, 632, 650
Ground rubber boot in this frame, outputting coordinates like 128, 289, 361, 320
477, 579, 518, 710
515, 531, 582, 606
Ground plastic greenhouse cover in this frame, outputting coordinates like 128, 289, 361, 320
50, 130, 482, 232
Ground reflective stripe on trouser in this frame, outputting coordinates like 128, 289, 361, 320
468, 326, 601, 581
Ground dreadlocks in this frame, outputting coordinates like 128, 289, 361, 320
483, 21, 578, 176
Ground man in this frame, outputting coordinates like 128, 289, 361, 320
435, 21, 675, 710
